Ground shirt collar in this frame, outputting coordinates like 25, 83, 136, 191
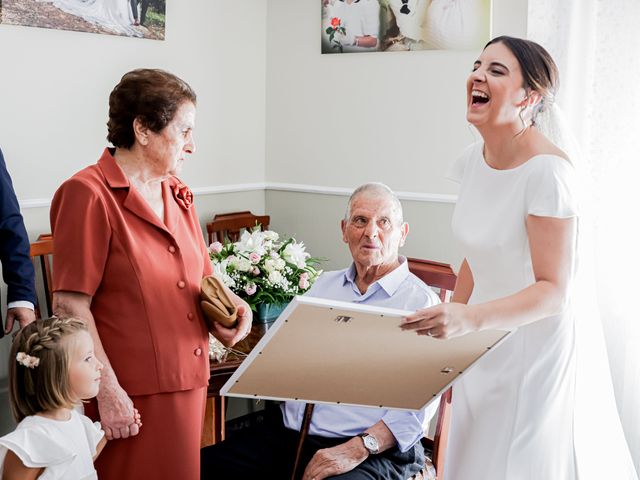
342, 256, 410, 297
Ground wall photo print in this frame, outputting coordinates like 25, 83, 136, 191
0, 0, 165, 40
321, 0, 491, 54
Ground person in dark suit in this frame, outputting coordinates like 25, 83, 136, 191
0, 147, 36, 338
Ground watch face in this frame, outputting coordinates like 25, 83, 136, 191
364, 435, 379, 452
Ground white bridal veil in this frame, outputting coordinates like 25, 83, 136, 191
536, 100, 638, 480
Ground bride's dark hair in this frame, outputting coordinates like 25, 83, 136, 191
107, 69, 196, 149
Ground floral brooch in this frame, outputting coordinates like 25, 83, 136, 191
172, 182, 194, 210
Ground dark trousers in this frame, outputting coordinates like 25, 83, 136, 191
130, 0, 150, 24
200, 409, 424, 479
129, 0, 138, 20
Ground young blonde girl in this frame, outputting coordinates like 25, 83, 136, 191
0, 317, 110, 479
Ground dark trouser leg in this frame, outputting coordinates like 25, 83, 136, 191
200, 410, 301, 478
129, 0, 138, 20
140, 0, 150, 25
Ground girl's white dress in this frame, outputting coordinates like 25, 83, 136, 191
445, 141, 638, 480
0, 409, 104, 480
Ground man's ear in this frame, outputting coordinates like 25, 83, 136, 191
399, 222, 409, 247
341, 219, 348, 243
133, 117, 150, 146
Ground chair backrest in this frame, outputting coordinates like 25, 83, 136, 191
206, 211, 270, 245
407, 257, 457, 302
407, 257, 457, 480
29, 234, 53, 319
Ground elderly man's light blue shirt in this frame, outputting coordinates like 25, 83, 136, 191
281, 256, 440, 452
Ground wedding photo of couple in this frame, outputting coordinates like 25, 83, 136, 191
321, 0, 490, 54
0, 0, 165, 40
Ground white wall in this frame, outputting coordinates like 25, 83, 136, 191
1, 0, 267, 204
264, 0, 528, 269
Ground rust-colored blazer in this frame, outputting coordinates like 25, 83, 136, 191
51, 148, 213, 395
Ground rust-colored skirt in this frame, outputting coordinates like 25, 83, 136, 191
85, 387, 206, 480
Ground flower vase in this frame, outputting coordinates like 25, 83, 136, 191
256, 302, 288, 323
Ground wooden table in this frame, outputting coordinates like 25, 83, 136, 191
201, 322, 272, 447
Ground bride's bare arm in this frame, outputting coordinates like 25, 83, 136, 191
403, 216, 576, 338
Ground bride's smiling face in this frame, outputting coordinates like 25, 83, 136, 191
143, 101, 196, 177
466, 42, 528, 128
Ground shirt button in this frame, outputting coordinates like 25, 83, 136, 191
187, 312, 194, 320
177, 280, 186, 289
194, 347, 202, 356
168, 245, 176, 253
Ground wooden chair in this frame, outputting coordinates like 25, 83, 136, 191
29, 234, 54, 319
206, 211, 270, 245
407, 257, 457, 303
407, 257, 457, 480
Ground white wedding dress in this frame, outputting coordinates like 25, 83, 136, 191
40, 0, 141, 37
444, 141, 638, 479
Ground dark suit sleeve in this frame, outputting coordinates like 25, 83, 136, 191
0, 148, 36, 305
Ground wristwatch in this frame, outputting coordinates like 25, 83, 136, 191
357, 432, 380, 455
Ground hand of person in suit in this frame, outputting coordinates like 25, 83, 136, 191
4, 306, 36, 334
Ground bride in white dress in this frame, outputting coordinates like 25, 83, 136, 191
39, 0, 141, 37
402, 36, 638, 479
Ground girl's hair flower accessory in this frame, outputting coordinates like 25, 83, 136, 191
16, 352, 40, 368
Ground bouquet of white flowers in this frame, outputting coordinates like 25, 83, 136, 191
208, 227, 323, 312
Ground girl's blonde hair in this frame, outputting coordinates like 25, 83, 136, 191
9, 317, 87, 422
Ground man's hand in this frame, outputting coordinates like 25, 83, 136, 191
302, 438, 369, 480
210, 303, 253, 347
97, 380, 141, 440
4, 307, 36, 334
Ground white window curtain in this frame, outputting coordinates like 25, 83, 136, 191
529, 0, 640, 474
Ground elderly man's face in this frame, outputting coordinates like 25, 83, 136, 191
341, 194, 408, 270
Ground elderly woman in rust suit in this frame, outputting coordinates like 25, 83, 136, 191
50, 69, 252, 480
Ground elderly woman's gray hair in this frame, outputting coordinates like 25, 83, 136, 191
344, 183, 404, 223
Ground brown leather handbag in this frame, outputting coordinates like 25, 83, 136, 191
200, 275, 238, 329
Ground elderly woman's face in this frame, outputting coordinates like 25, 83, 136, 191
145, 101, 196, 176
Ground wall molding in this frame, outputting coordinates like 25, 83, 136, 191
19, 182, 457, 209
265, 182, 457, 204
191, 183, 266, 196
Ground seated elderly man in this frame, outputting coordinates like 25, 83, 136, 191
200, 182, 440, 480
